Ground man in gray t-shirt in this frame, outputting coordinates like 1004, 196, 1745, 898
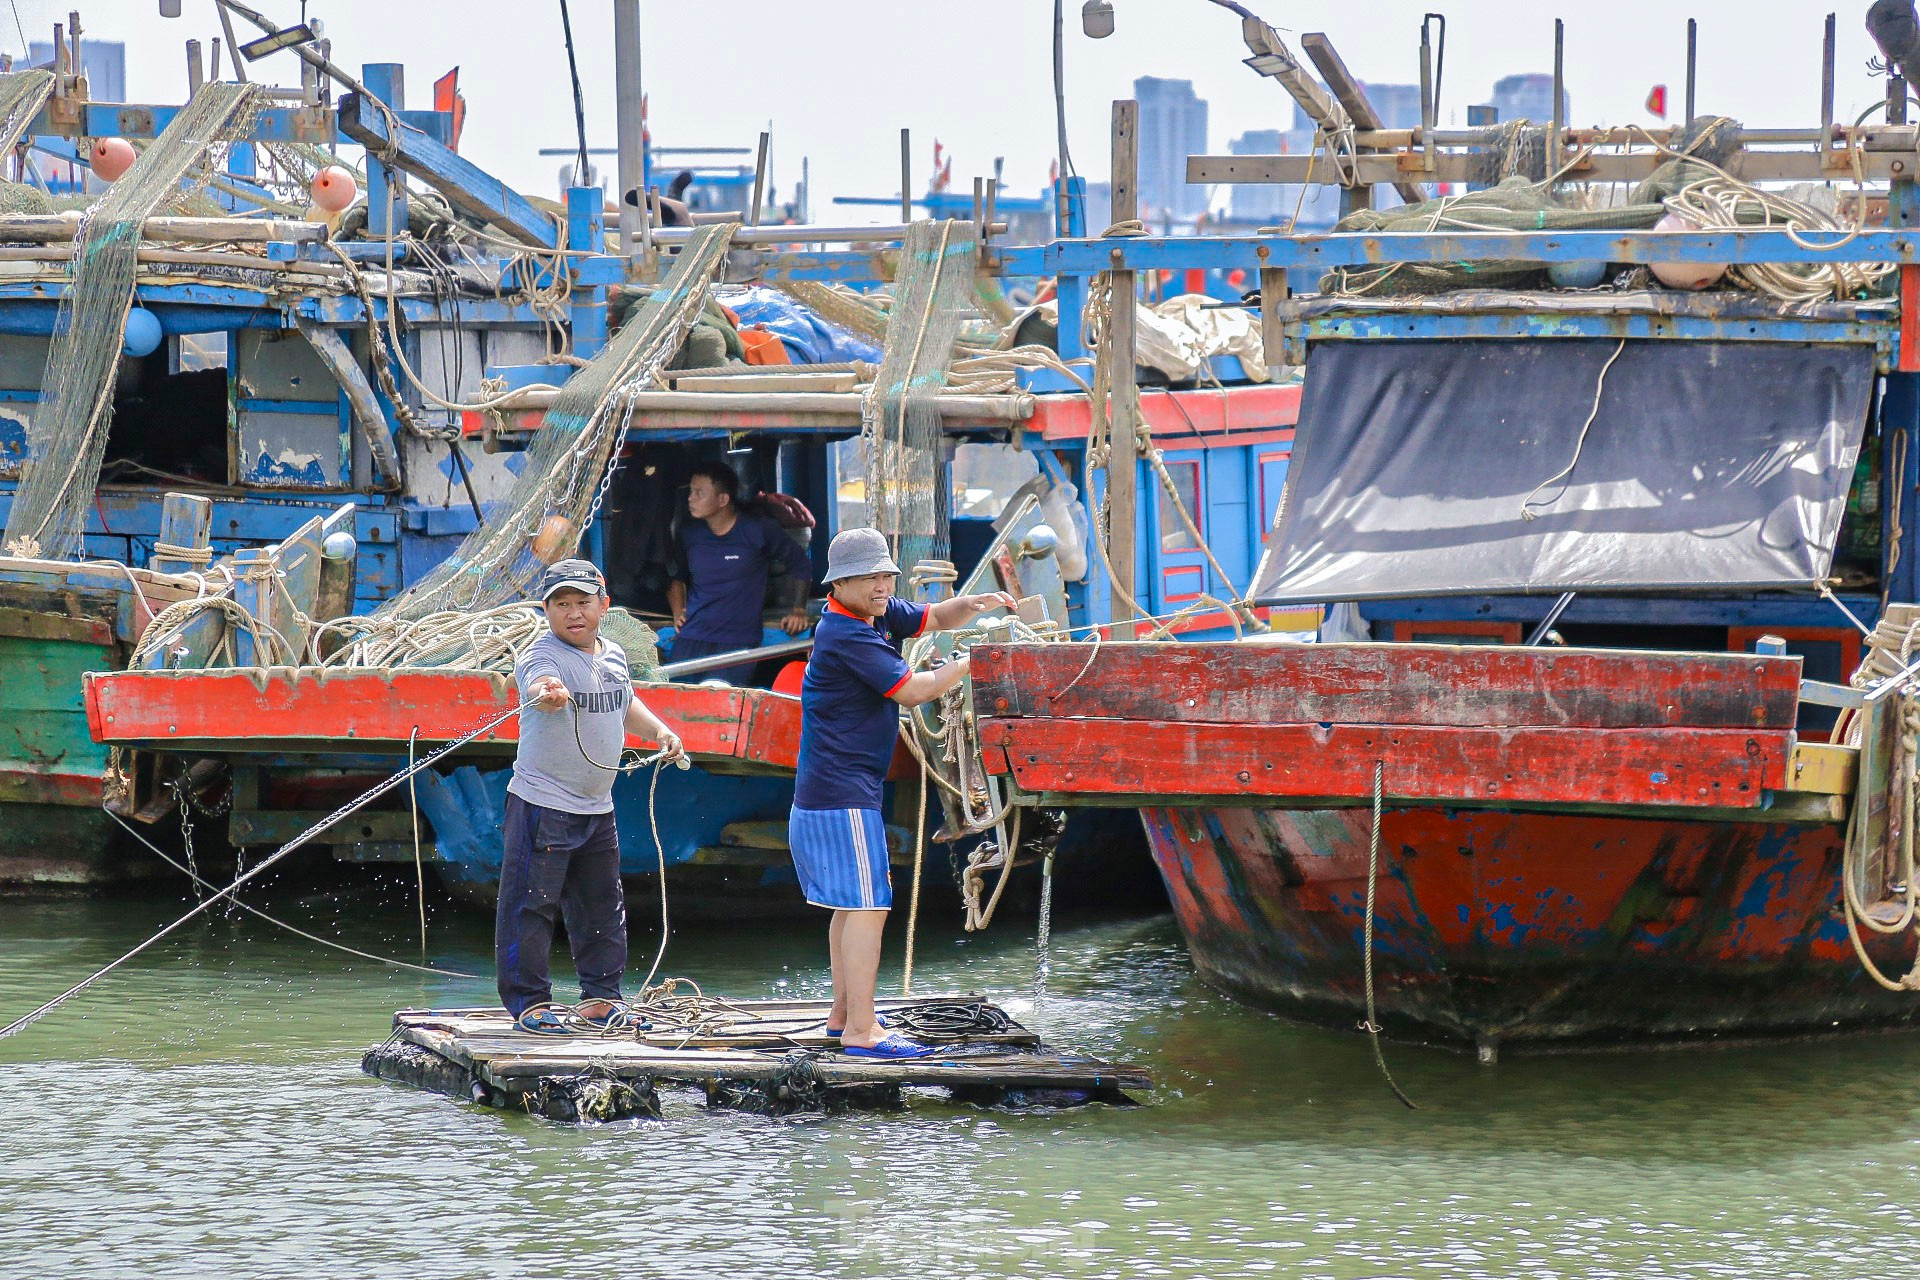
496, 559, 684, 1033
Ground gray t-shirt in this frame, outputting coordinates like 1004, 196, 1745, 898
508, 631, 632, 815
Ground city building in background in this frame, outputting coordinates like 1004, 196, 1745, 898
1135, 75, 1209, 222
1489, 72, 1569, 125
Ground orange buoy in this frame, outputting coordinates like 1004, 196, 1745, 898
309, 165, 358, 213
90, 137, 136, 182
530, 514, 580, 565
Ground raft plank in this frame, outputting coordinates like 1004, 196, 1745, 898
383, 999, 1146, 1094
399, 997, 1042, 1051
970, 642, 1803, 730
981, 718, 1793, 808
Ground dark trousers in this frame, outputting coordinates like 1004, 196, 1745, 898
668, 634, 761, 687
496, 793, 628, 1017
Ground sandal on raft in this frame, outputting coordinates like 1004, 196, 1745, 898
842, 1032, 935, 1059
578, 1001, 642, 1031
824, 1015, 888, 1040
515, 1008, 572, 1036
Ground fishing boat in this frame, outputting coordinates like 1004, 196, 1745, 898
64, 7, 1322, 922
957, 7, 1920, 1052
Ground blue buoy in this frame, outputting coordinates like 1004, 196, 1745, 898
1547, 260, 1609, 290
121, 308, 163, 357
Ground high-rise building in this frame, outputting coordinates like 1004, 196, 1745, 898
1490, 73, 1568, 125
26, 40, 123, 101
1135, 76, 1208, 221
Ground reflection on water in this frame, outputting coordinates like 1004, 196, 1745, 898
4, 881, 1920, 1279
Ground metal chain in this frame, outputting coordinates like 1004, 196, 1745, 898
176, 787, 203, 904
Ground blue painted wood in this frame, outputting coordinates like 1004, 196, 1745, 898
361, 64, 408, 240
339, 88, 557, 249
1006, 228, 1920, 276
1886, 372, 1920, 607
1297, 310, 1894, 361
566, 186, 607, 359
236, 396, 342, 417
1358, 593, 1882, 631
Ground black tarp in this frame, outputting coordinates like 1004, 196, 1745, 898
1251, 338, 1875, 603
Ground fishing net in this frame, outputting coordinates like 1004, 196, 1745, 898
863, 219, 978, 573
3, 81, 261, 560
0, 69, 51, 153
372, 221, 737, 622
0, 73, 74, 224
1319, 178, 1667, 296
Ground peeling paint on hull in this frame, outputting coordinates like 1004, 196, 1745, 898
1141, 805, 1920, 1049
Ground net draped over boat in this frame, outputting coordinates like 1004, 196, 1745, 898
863, 219, 978, 574
2, 81, 261, 561
368, 221, 738, 625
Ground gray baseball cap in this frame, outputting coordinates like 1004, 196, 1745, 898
823, 527, 901, 584
539, 557, 605, 600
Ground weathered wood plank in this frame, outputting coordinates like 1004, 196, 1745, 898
981, 717, 1793, 808
970, 642, 1802, 730
84, 667, 785, 763
384, 999, 1142, 1091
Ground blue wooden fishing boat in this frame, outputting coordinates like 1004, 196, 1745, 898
60, 9, 1316, 926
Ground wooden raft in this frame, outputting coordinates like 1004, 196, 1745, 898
364, 997, 1152, 1122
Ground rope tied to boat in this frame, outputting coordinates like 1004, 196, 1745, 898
1361, 760, 1418, 1109
1, 694, 541, 1040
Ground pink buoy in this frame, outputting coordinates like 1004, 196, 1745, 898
1649, 211, 1728, 291
90, 137, 136, 182
309, 165, 358, 213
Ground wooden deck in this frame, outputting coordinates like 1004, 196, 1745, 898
364, 997, 1152, 1121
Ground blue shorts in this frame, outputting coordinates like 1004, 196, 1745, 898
788, 806, 892, 910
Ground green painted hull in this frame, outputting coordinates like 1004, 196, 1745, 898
0, 630, 140, 891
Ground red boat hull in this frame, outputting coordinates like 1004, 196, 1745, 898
1143, 803, 1920, 1049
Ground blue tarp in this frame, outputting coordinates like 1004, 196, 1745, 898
716, 285, 883, 365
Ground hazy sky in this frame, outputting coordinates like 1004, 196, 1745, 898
5, 0, 1895, 218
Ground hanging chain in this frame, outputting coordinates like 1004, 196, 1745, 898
175, 786, 203, 904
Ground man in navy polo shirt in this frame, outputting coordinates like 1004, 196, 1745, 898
791, 527, 1014, 1059
667, 461, 810, 685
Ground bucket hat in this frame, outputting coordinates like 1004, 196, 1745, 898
823, 527, 901, 584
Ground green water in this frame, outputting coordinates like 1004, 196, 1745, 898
4, 885, 1920, 1280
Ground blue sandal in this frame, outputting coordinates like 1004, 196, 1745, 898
842, 1032, 936, 1059
515, 1008, 571, 1036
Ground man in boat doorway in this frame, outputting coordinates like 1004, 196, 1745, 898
667, 461, 811, 685
498, 558, 686, 1035
792, 527, 1014, 1058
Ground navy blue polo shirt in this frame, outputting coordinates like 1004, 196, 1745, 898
674, 512, 810, 648
794, 596, 928, 811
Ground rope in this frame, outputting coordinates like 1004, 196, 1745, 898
104, 807, 481, 980
150, 541, 214, 565
408, 726, 428, 954
1361, 761, 1418, 1109
903, 750, 928, 996
1519, 337, 1627, 521
2, 695, 538, 1039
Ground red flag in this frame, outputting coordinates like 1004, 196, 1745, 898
433, 68, 466, 152
1645, 84, 1668, 119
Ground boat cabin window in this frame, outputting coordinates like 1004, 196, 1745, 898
599, 437, 827, 687
101, 339, 231, 487
951, 442, 1038, 519
1156, 459, 1201, 551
